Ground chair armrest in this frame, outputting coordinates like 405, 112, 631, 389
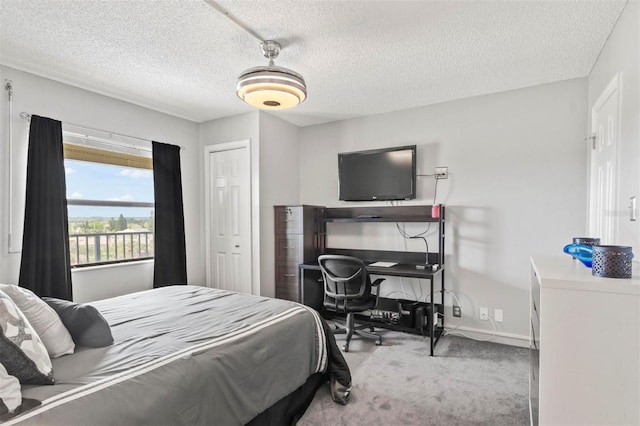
371, 278, 385, 287
324, 278, 384, 300
325, 293, 363, 300
371, 278, 384, 308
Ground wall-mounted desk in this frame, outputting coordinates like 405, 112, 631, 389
292, 205, 446, 356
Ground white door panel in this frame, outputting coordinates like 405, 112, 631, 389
589, 76, 619, 244
216, 252, 226, 289
206, 145, 252, 294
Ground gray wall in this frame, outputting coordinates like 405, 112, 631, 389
299, 78, 588, 344
0, 66, 201, 302
258, 113, 300, 297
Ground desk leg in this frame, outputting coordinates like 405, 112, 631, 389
299, 266, 324, 312
441, 269, 445, 330
298, 265, 304, 305
430, 277, 435, 356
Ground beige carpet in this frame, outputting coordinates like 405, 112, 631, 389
299, 328, 530, 425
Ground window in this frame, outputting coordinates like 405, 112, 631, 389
64, 142, 154, 267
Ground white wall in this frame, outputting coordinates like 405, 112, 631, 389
588, 0, 640, 256
258, 112, 300, 298
71, 260, 153, 303
0, 66, 201, 301
299, 78, 588, 344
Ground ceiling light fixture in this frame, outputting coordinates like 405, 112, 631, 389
236, 40, 307, 110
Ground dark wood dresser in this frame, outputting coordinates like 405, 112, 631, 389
274, 205, 325, 302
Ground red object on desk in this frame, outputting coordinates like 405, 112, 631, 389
431, 205, 440, 219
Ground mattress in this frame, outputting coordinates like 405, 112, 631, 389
9, 285, 347, 425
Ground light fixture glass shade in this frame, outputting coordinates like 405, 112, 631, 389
236, 65, 307, 110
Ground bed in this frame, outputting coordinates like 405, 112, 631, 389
5, 285, 351, 425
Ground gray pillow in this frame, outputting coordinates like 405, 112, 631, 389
42, 298, 113, 348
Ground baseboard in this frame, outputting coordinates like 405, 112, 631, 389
444, 325, 530, 348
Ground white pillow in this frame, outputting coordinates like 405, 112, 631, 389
0, 290, 53, 384
0, 363, 21, 414
0, 285, 74, 357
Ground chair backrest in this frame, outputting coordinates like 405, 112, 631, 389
318, 255, 372, 313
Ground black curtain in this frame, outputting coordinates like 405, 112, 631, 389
18, 115, 73, 300
152, 141, 187, 287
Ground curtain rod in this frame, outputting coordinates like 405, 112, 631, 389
5, 80, 18, 252
19, 112, 185, 151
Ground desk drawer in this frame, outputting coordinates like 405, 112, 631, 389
276, 287, 299, 303
275, 235, 304, 262
275, 263, 299, 302
275, 206, 303, 234
275, 263, 298, 285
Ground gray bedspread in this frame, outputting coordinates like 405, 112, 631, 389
10, 286, 335, 425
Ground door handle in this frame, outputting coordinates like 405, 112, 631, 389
284, 246, 295, 249
283, 274, 295, 277
235, 245, 240, 248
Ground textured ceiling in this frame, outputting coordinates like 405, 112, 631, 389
0, 0, 628, 127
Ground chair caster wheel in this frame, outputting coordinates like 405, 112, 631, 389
342, 345, 349, 352
375, 339, 382, 346
369, 327, 375, 332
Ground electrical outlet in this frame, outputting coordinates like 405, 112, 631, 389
453, 305, 462, 317
494, 309, 503, 322
434, 166, 448, 179
479, 307, 489, 321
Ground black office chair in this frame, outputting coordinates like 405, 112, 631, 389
318, 255, 384, 352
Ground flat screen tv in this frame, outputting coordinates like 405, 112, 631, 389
338, 145, 416, 201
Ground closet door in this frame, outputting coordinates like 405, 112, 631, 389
589, 75, 619, 244
206, 143, 252, 294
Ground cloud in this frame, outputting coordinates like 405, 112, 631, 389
68, 192, 82, 199
65, 167, 76, 175
108, 194, 134, 202
117, 169, 151, 178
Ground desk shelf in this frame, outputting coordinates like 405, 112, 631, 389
323, 312, 445, 338
358, 318, 445, 338
325, 217, 436, 223
323, 204, 446, 274
324, 205, 441, 223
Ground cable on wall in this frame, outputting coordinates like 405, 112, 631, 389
389, 175, 443, 300
423, 288, 497, 342
395, 174, 440, 251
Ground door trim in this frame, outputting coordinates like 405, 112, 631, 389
204, 140, 258, 294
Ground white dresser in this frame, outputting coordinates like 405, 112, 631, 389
530, 256, 640, 426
